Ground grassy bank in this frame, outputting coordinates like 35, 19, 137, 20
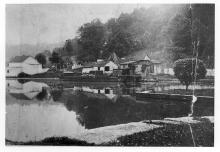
102, 120, 214, 146
6, 118, 213, 146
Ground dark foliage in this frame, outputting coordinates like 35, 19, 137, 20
77, 19, 106, 62
102, 122, 214, 146
6, 137, 94, 146
173, 58, 206, 90
36, 88, 48, 101
35, 53, 47, 67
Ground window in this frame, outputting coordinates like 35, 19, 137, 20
98, 67, 100, 71
105, 66, 110, 71
7, 70, 9, 73
105, 89, 110, 94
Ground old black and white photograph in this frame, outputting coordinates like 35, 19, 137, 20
2, 1, 217, 150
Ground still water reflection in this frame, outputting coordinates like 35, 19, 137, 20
6, 79, 214, 142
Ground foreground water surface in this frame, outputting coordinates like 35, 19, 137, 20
6, 79, 214, 143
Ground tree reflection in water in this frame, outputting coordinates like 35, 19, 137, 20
52, 90, 191, 129
36, 88, 48, 101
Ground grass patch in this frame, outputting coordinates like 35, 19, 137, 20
102, 121, 214, 146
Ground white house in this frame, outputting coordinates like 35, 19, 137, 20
82, 66, 94, 74
6, 55, 48, 77
92, 61, 119, 74
82, 58, 119, 75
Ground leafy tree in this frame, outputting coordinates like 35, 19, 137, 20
173, 58, 206, 90
105, 30, 136, 58
104, 16, 142, 58
166, 4, 214, 66
166, 13, 192, 60
63, 38, 79, 56
35, 53, 46, 68
77, 19, 106, 62
49, 51, 63, 70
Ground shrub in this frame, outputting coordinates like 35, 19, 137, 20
173, 58, 206, 90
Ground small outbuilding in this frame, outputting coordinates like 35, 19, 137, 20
6, 55, 48, 77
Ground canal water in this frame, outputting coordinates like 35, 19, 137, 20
6, 79, 214, 143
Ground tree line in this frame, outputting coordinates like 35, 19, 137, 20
35, 4, 214, 69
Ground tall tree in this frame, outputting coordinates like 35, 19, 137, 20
77, 19, 106, 62
165, 4, 214, 67
63, 38, 79, 56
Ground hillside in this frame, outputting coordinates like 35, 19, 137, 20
75, 4, 214, 68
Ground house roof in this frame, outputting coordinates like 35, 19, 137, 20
82, 53, 120, 68
10, 93, 31, 100
144, 54, 151, 61
10, 55, 30, 63
120, 61, 136, 65
108, 52, 120, 64
151, 60, 161, 64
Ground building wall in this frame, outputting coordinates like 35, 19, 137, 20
72, 64, 82, 70
22, 64, 43, 75
93, 67, 99, 71
153, 64, 163, 75
82, 67, 93, 74
163, 68, 174, 75
120, 64, 128, 69
103, 61, 119, 74
6, 67, 22, 77
8, 63, 22, 67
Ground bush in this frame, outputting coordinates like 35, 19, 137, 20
173, 58, 206, 90
35, 53, 46, 67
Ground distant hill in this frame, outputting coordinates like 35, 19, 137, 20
6, 42, 64, 63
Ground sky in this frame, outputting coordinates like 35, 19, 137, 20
6, 4, 150, 45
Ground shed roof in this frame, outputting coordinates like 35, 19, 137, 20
10, 55, 30, 63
